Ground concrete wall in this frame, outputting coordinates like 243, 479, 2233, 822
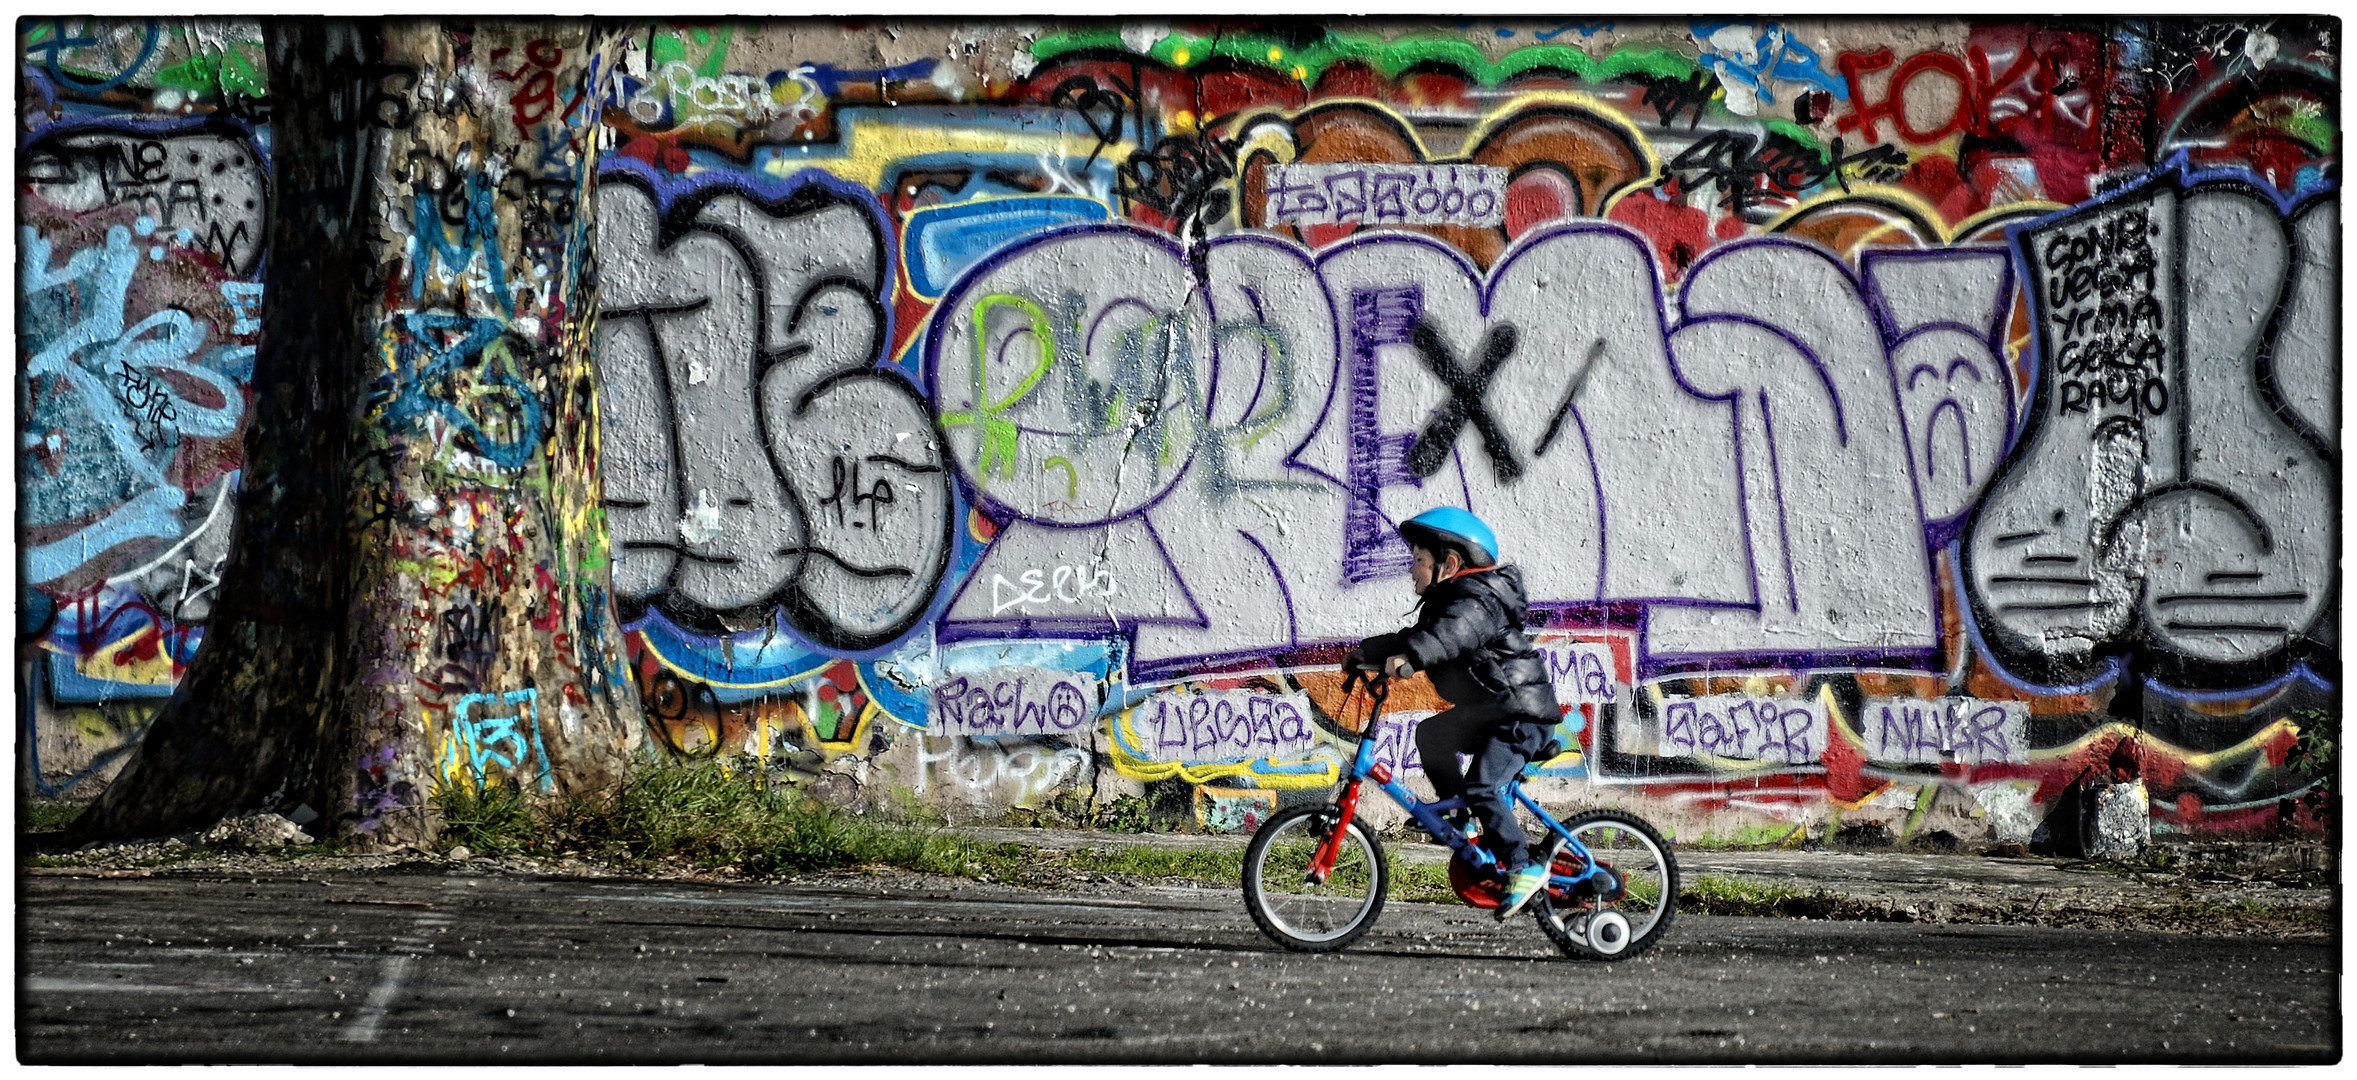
19, 18, 2339, 844
21, 19, 268, 795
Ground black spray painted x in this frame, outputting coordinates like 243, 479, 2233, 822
1406, 321, 1522, 482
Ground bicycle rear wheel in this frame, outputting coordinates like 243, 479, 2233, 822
1534, 809, 1677, 961
1241, 804, 1388, 952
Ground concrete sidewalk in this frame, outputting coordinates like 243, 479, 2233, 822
951, 825, 2336, 937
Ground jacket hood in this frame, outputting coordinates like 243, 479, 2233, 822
1450, 563, 1529, 617
1406, 561, 1553, 715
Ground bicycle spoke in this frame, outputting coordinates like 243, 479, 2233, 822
1535, 809, 1679, 960
1260, 834, 1370, 934
1244, 808, 1386, 948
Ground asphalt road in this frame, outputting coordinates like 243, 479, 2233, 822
17, 867, 2339, 1063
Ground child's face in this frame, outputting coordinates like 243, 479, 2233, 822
1410, 547, 1459, 595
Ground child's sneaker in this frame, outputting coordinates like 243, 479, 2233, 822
1494, 860, 1551, 921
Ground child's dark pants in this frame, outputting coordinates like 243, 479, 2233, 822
1414, 702, 1559, 872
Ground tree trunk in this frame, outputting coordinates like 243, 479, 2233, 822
68, 17, 643, 849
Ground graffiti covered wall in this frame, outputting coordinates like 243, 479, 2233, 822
20, 19, 269, 794
19, 18, 2340, 844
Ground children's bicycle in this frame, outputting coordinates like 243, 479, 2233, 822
1241, 666, 1678, 959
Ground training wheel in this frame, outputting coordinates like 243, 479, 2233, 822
1584, 910, 1632, 955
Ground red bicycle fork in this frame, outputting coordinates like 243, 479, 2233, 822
1306, 779, 1365, 884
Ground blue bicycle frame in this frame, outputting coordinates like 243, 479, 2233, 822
1309, 674, 1617, 901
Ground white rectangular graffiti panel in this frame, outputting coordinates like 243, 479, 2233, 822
1659, 695, 1826, 763
930, 665, 1101, 737
1121, 688, 1319, 764
1262, 163, 1506, 227
1863, 698, 2030, 764
1534, 638, 1627, 705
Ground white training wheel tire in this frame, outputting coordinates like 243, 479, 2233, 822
1584, 910, 1632, 955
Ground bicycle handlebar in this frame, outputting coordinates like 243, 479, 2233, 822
1340, 663, 1390, 722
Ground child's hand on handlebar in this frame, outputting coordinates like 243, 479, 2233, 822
1383, 655, 1413, 679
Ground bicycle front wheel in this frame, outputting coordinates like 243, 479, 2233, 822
1534, 809, 1677, 961
1241, 804, 1389, 952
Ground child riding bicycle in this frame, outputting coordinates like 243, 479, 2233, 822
1346, 507, 1563, 921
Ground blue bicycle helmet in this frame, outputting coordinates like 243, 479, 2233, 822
1398, 507, 1498, 568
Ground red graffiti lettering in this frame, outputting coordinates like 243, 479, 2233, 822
1837, 43, 2082, 145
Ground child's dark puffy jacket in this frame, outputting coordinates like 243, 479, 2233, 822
1359, 563, 1558, 720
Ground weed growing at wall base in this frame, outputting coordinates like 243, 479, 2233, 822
1670, 824, 1811, 850
17, 799, 89, 835
530, 760, 1036, 877
432, 779, 542, 856
430, 762, 1513, 900
2284, 710, 2335, 799
1679, 874, 1809, 915
1096, 793, 1167, 833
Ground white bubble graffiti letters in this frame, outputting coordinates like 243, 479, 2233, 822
913, 736, 1091, 810
933, 222, 2010, 667
1649, 239, 1941, 659
932, 225, 1215, 632
1965, 171, 2334, 680
596, 168, 953, 649
1863, 248, 2017, 525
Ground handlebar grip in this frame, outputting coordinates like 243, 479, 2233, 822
1341, 663, 1390, 695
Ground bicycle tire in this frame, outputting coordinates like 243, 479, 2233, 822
1533, 809, 1677, 961
1241, 804, 1389, 952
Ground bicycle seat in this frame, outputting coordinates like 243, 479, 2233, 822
1520, 738, 1568, 777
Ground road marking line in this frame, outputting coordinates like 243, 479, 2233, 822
339, 954, 413, 1042
339, 881, 460, 1042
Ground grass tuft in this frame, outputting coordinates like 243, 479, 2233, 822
17, 801, 88, 835
1676, 824, 1809, 850
1065, 845, 1242, 881
1389, 859, 1458, 904
1678, 874, 1807, 915
1094, 794, 1169, 834
446, 762, 1552, 904
434, 759, 1033, 879
434, 780, 542, 856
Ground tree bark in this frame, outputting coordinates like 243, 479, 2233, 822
69, 17, 643, 849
